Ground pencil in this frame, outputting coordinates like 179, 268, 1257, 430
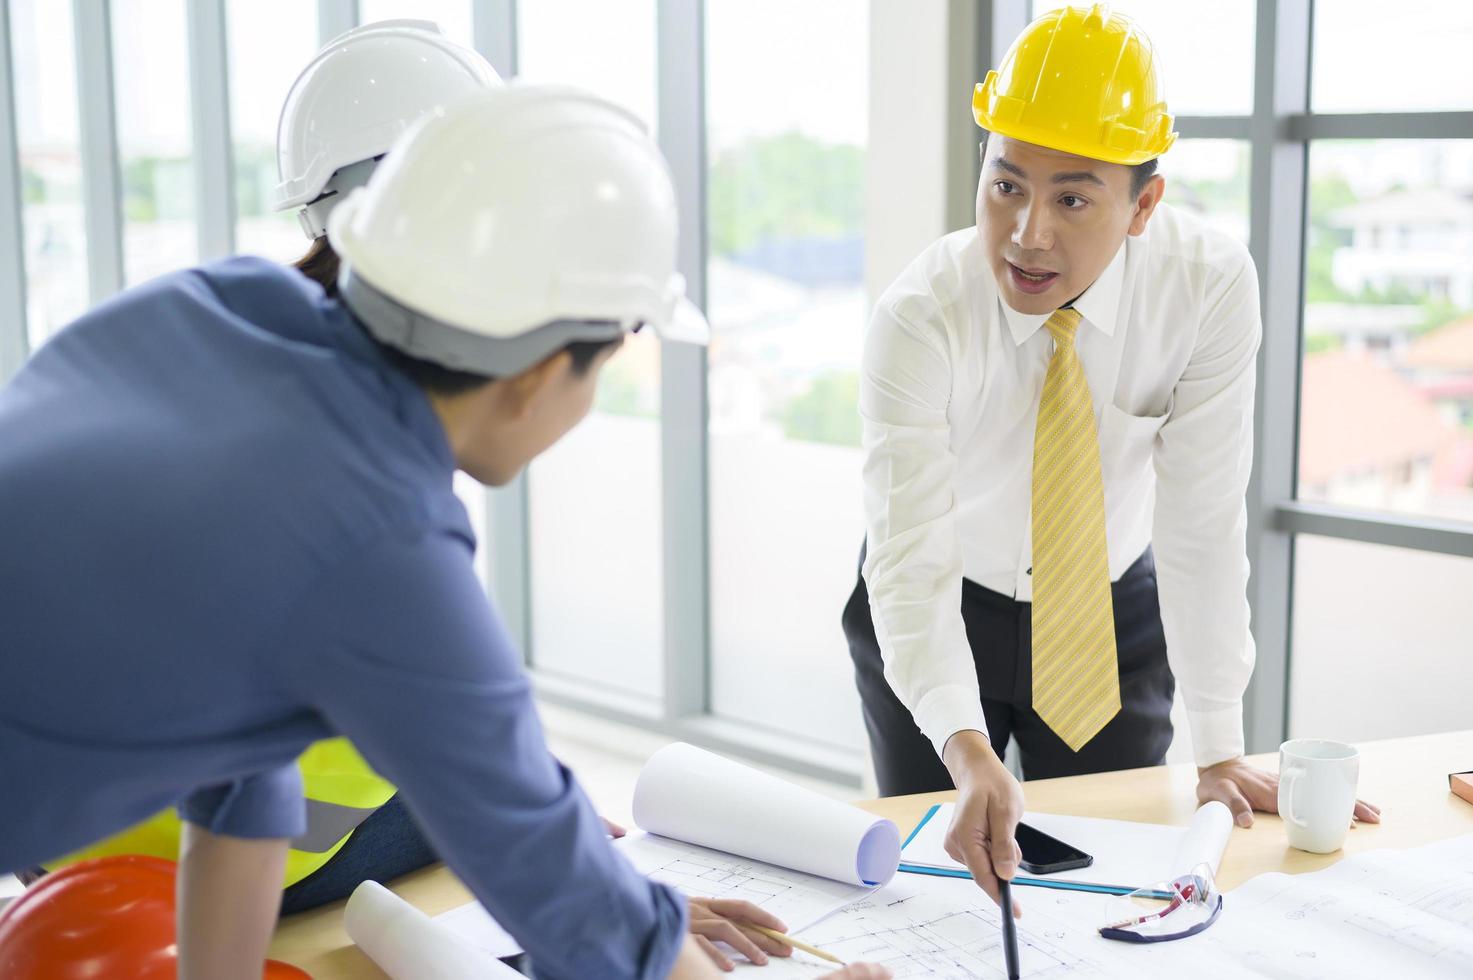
746, 923, 846, 966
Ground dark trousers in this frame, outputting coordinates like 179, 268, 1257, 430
280, 794, 439, 915
279, 794, 536, 973
843, 545, 1175, 797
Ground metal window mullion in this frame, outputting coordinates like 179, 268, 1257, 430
0, 0, 29, 381
1175, 115, 1254, 140
472, 0, 517, 78
187, 0, 235, 261
958, 0, 1031, 208
988, 1, 1030, 66
491, 474, 531, 662
465, 0, 529, 658
1275, 503, 1473, 560
1291, 111, 1473, 141
317, 0, 357, 47
73, 0, 123, 304
1243, 0, 1313, 755
657, 0, 709, 719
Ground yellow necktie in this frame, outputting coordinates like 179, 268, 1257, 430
1031, 308, 1120, 751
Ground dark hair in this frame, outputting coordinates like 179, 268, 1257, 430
294, 235, 342, 297
293, 236, 622, 397
376, 336, 622, 397
978, 130, 1158, 197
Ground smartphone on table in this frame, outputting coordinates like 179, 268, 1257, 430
1015, 821, 1093, 875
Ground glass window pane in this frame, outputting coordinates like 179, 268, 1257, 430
227, 0, 318, 263
706, 0, 868, 747
453, 471, 487, 591
1032, 1, 1254, 116
516, 0, 656, 131
358, 0, 473, 49
1299, 141, 1473, 523
1290, 536, 1473, 742
521, 0, 662, 698
1312, 0, 1473, 113
1162, 139, 1249, 243
9, 0, 89, 348
528, 340, 663, 698
112, 0, 197, 286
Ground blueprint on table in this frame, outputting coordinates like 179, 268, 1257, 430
743, 833, 1473, 978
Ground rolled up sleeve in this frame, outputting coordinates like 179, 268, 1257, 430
179, 763, 305, 840
860, 299, 988, 759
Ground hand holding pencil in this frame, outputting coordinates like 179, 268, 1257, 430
687, 898, 793, 969
685, 897, 891, 977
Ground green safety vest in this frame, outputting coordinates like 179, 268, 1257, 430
46, 738, 396, 888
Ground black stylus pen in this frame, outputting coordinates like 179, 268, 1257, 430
999, 877, 1021, 979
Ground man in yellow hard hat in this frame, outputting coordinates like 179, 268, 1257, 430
842, 4, 1378, 914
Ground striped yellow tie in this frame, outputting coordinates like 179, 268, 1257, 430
1031, 308, 1120, 752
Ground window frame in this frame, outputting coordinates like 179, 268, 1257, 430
2, 0, 1468, 785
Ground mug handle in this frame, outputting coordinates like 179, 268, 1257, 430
1281, 763, 1309, 828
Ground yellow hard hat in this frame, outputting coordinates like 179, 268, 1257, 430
973, 4, 1176, 166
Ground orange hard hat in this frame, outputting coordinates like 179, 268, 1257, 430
0, 855, 310, 979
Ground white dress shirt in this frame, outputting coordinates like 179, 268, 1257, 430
860, 203, 1261, 769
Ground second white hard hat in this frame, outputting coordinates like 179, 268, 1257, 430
273, 19, 502, 239
328, 83, 709, 379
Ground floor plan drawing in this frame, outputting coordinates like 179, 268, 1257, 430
752, 878, 1110, 978
614, 832, 874, 930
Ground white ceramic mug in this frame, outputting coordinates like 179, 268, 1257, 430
1278, 739, 1359, 853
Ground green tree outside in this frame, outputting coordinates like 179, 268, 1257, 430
708, 132, 864, 257
783, 371, 860, 447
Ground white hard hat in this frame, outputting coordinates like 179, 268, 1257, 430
328, 84, 710, 378
273, 19, 502, 239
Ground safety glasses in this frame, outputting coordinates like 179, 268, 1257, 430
1099, 865, 1223, 944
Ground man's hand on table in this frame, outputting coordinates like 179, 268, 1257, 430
686, 898, 792, 970
1196, 757, 1382, 828
682, 900, 892, 977
671, 933, 891, 978
941, 730, 1024, 919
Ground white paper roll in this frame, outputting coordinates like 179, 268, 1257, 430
633, 742, 901, 886
1170, 800, 1234, 879
344, 881, 523, 980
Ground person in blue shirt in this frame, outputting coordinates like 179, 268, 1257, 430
0, 86, 886, 980
24, 15, 509, 924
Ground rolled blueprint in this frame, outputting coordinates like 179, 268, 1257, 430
344, 880, 523, 980
1169, 799, 1234, 879
633, 741, 901, 886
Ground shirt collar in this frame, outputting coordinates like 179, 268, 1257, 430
997, 240, 1127, 346
328, 302, 458, 473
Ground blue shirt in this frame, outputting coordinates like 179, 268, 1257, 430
0, 258, 685, 979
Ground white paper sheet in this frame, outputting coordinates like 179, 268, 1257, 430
901, 802, 1234, 891
344, 881, 523, 980
615, 831, 875, 932
768, 831, 1473, 979
0, 873, 21, 913
634, 742, 902, 887
435, 899, 524, 960
743, 873, 1119, 978
1145, 833, 1473, 979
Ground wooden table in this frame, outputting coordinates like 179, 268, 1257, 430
270, 729, 1473, 977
